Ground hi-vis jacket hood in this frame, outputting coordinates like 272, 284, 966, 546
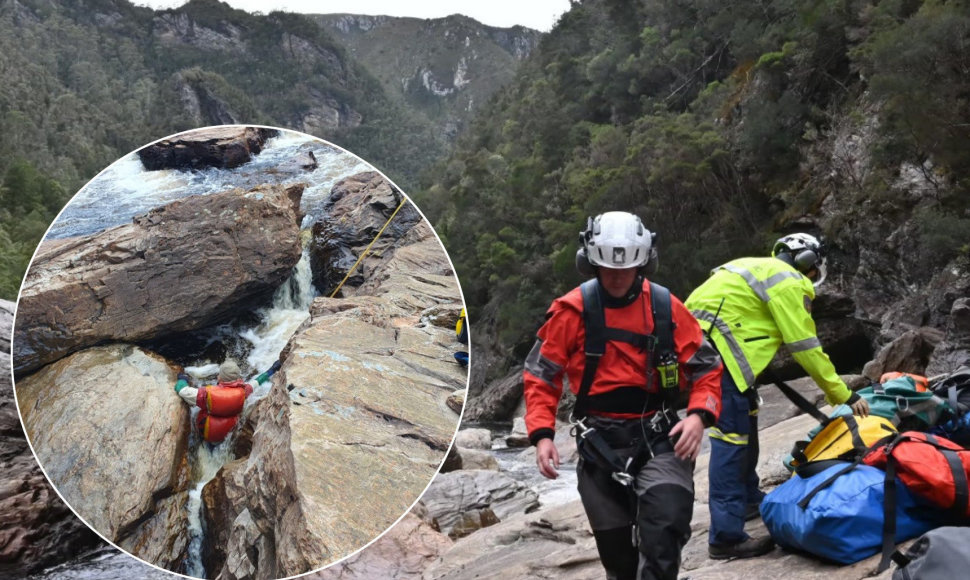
685, 256, 852, 406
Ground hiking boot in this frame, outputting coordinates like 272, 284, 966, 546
745, 502, 761, 521
708, 536, 775, 560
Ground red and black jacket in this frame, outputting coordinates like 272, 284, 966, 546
523, 278, 722, 444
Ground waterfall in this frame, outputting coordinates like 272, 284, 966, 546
184, 441, 233, 579
240, 250, 315, 399
182, 252, 317, 577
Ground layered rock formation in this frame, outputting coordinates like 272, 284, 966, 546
0, 300, 104, 576
137, 127, 279, 171
14, 183, 305, 375
16, 345, 191, 570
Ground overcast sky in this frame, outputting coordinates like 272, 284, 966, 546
130, 0, 572, 31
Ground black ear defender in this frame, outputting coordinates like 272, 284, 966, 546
793, 249, 819, 274
576, 216, 596, 277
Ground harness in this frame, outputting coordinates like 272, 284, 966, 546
571, 278, 679, 487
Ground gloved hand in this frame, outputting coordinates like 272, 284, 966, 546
270, 360, 282, 373
177, 372, 191, 382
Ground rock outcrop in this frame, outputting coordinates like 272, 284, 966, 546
201, 215, 465, 575
137, 127, 278, 171
309, 171, 422, 295
0, 300, 104, 576
312, 512, 454, 580
14, 183, 305, 375
420, 470, 540, 539
15, 344, 190, 570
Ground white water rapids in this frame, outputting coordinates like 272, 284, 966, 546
181, 251, 315, 578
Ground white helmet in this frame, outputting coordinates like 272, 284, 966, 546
772, 233, 827, 285
578, 212, 656, 271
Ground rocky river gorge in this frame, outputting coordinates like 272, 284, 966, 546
9, 127, 466, 579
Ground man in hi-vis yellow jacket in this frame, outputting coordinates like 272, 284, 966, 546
685, 233, 869, 560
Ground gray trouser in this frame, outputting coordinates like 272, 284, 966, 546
576, 417, 695, 580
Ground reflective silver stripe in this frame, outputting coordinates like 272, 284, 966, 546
717, 264, 770, 302
786, 336, 821, 353
686, 338, 721, 377
523, 339, 562, 391
715, 265, 802, 303
692, 309, 757, 386
764, 271, 803, 291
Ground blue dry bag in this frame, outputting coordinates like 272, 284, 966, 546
761, 463, 941, 564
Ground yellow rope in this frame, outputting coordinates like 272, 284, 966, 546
329, 197, 409, 298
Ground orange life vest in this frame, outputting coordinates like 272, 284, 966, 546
195, 380, 251, 443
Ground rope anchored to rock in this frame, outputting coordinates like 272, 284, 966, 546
329, 197, 409, 298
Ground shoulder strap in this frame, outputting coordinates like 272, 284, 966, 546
575, 280, 605, 419
649, 282, 674, 361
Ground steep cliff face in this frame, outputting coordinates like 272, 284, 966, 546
314, 13, 542, 140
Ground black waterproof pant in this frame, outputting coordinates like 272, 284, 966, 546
576, 416, 695, 580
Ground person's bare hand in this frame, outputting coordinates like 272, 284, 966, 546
850, 397, 870, 418
669, 413, 705, 461
536, 438, 560, 479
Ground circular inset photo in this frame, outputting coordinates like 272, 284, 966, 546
11, 126, 468, 579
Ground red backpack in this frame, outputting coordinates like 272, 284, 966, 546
862, 432, 970, 516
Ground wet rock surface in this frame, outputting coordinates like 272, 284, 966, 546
15, 344, 191, 570
420, 470, 540, 539
137, 127, 279, 171
14, 183, 305, 375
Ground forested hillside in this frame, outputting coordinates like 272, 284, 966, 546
413, 0, 970, 389
314, 13, 541, 141
0, 0, 533, 299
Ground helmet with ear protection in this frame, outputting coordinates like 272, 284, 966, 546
772, 233, 825, 277
575, 212, 658, 277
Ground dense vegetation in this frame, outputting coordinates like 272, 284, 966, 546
413, 0, 970, 376
0, 0, 452, 298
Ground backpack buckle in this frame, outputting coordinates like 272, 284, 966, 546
612, 471, 635, 486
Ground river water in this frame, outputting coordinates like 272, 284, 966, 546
23, 130, 368, 578
47, 131, 373, 239
482, 424, 580, 509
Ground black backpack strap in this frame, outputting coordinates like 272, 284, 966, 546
762, 370, 831, 425
650, 282, 674, 356
877, 454, 899, 574
575, 279, 606, 420
649, 282, 679, 394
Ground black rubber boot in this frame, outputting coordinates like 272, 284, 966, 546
593, 526, 639, 580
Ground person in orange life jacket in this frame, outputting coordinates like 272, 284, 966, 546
685, 233, 870, 560
174, 359, 281, 444
523, 212, 722, 580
